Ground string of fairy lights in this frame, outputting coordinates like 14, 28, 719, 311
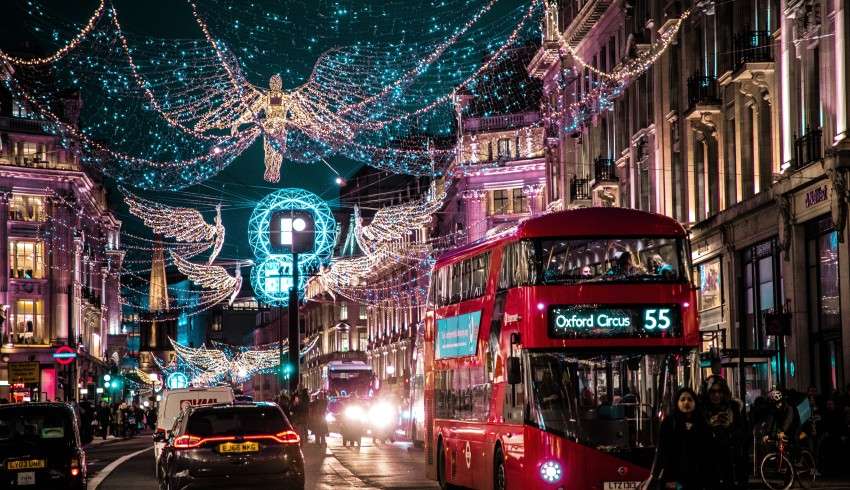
2, 0, 702, 322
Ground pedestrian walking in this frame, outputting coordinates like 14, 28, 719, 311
701, 375, 747, 489
645, 387, 708, 490
311, 392, 329, 445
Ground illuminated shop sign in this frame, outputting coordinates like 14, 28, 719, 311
549, 305, 680, 339
436, 310, 481, 359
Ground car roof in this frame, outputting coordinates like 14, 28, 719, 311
0, 402, 75, 412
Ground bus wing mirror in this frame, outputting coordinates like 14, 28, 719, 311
507, 357, 522, 385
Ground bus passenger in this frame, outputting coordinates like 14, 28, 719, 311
607, 251, 643, 277
648, 387, 708, 489
650, 254, 675, 279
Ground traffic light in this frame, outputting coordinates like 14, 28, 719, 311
280, 362, 293, 380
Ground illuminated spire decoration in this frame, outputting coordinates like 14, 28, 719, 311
123, 188, 225, 264
148, 245, 170, 350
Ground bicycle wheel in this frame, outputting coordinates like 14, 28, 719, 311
761, 452, 794, 490
795, 450, 817, 488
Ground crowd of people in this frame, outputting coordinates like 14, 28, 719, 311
76, 400, 155, 441
649, 378, 850, 489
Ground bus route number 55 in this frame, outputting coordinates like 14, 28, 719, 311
643, 308, 671, 330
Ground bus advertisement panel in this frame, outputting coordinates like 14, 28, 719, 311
424, 208, 699, 490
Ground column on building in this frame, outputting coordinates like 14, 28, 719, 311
48, 195, 71, 343
0, 191, 8, 309
105, 250, 125, 335
461, 189, 486, 243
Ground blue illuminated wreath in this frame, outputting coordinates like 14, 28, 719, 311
249, 188, 337, 306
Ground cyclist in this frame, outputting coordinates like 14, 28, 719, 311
761, 389, 799, 448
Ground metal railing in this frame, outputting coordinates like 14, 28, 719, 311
570, 176, 590, 200
793, 128, 823, 169
593, 157, 617, 183
733, 30, 773, 68
687, 74, 720, 108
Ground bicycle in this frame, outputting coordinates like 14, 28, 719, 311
759, 437, 817, 489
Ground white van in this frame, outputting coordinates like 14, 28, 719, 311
154, 386, 234, 462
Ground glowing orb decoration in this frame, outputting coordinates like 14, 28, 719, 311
249, 188, 336, 306
166, 372, 189, 390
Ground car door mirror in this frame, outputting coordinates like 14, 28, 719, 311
153, 431, 167, 443
507, 357, 522, 385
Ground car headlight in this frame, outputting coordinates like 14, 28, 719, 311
540, 461, 562, 483
325, 412, 336, 423
344, 405, 365, 421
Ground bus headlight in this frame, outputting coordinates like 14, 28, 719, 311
368, 402, 395, 428
344, 405, 365, 421
325, 412, 336, 423
540, 461, 562, 483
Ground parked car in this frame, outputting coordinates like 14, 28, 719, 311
154, 386, 234, 464
0, 402, 87, 489
156, 402, 304, 489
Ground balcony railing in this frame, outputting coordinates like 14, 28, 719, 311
687, 74, 720, 109
733, 30, 773, 68
593, 157, 617, 183
0, 153, 80, 171
462, 112, 540, 132
793, 128, 823, 169
570, 177, 590, 201
0, 116, 51, 134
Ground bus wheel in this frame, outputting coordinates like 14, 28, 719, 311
437, 439, 449, 489
493, 446, 506, 490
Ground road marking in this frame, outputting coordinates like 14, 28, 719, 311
87, 446, 153, 490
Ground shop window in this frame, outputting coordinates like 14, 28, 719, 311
358, 330, 368, 351
693, 258, 722, 311
806, 216, 844, 392
9, 195, 46, 222
339, 329, 349, 352
9, 240, 45, 279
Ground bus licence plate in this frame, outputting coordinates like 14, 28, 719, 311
16, 472, 36, 486
218, 441, 259, 453
603, 482, 641, 490
8, 460, 45, 470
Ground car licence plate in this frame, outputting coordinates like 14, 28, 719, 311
218, 441, 259, 453
7, 460, 45, 471
16, 472, 35, 486
603, 482, 641, 490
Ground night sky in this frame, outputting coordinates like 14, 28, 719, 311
2, 0, 536, 266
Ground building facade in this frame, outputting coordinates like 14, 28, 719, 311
0, 84, 122, 402
532, 0, 850, 400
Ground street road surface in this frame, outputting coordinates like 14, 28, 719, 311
85, 432, 437, 490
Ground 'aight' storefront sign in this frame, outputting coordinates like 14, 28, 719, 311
549, 305, 680, 339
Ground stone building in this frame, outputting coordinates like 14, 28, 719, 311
0, 80, 122, 401
531, 0, 850, 400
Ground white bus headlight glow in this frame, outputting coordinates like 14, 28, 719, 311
325, 412, 336, 423
368, 402, 395, 428
344, 405, 365, 421
540, 461, 562, 483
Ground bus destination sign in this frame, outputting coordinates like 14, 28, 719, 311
436, 310, 482, 359
548, 305, 681, 339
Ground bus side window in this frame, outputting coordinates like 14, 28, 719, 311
502, 358, 525, 424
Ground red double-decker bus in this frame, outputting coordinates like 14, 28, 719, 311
424, 208, 699, 490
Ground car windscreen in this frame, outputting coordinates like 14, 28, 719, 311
0, 407, 74, 446
186, 407, 290, 437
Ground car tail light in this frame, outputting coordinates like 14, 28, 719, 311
70, 457, 81, 477
271, 430, 300, 444
173, 435, 204, 449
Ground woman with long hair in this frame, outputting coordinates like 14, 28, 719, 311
649, 387, 709, 489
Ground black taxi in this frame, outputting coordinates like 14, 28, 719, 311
0, 402, 86, 489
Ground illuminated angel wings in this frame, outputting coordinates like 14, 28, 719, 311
169, 251, 243, 306
123, 188, 225, 264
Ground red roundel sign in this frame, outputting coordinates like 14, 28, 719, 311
53, 345, 77, 365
